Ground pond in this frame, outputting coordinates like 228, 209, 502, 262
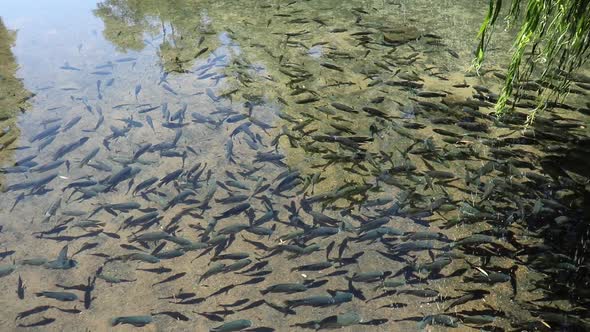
0, 0, 589, 331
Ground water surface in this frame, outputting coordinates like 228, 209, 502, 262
1, 1, 589, 331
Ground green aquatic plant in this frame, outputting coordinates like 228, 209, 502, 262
475, 0, 590, 125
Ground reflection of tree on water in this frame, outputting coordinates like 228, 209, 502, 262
0, 17, 32, 188
94, 0, 218, 73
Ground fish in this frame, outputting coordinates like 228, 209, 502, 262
53, 137, 89, 160
97, 272, 136, 284
321, 63, 344, 72
116, 57, 137, 62
134, 84, 142, 100
35, 291, 78, 301
331, 102, 357, 113
152, 311, 190, 321
222, 258, 252, 273
116, 252, 160, 264
131, 231, 171, 242
291, 261, 332, 272
199, 262, 226, 283
79, 147, 100, 167
62, 115, 81, 132
418, 314, 459, 328
60, 62, 80, 71
0, 264, 16, 278
215, 203, 251, 220
210, 319, 252, 332
133, 177, 158, 195
146, 115, 155, 131
16, 275, 25, 299
196, 47, 209, 58
293, 312, 361, 329
30, 124, 60, 142
162, 84, 177, 95
111, 315, 153, 327
44, 245, 77, 269
96, 80, 102, 99
137, 266, 172, 274
4, 172, 58, 192
197, 311, 226, 322
159, 169, 183, 187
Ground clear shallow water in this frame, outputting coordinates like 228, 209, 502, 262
1, 1, 589, 331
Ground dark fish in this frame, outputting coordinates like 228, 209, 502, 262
195, 47, 209, 58
0, 249, 16, 260
62, 115, 81, 132
132, 143, 151, 162
215, 203, 251, 220
397, 289, 439, 297
237, 277, 266, 286
30, 124, 60, 142
44, 245, 77, 269
260, 283, 309, 295
116, 57, 137, 62
159, 169, 183, 187
445, 290, 489, 311
134, 84, 142, 100
211, 319, 252, 332
17, 275, 25, 299
321, 63, 344, 72
111, 315, 153, 327
236, 300, 265, 312
137, 266, 172, 274
79, 147, 99, 168
379, 302, 408, 309
133, 177, 158, 195
196, 311, 225, 322
83, 276, 96, 309
35, 291, 78, 301
60, 62, 80, 71
206, 88, 219, 102
53, 137, 89, 160
138, 105, 159, 114
71, 242, 99, 257
331, 102, 357, 113
146, 115, 154, 131
96, 80, 102, 99
291, 261, 332, 272
152, 311, 190, 321
162, 84, 177, 95
295, 97, 320, 104
337, 238, 349, 260
171, 297, 206, 305
38, 136, 56, 151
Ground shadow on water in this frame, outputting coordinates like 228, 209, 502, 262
0, 18, 33, 186
0, 0, 589, 331
94, 0, 221, 73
